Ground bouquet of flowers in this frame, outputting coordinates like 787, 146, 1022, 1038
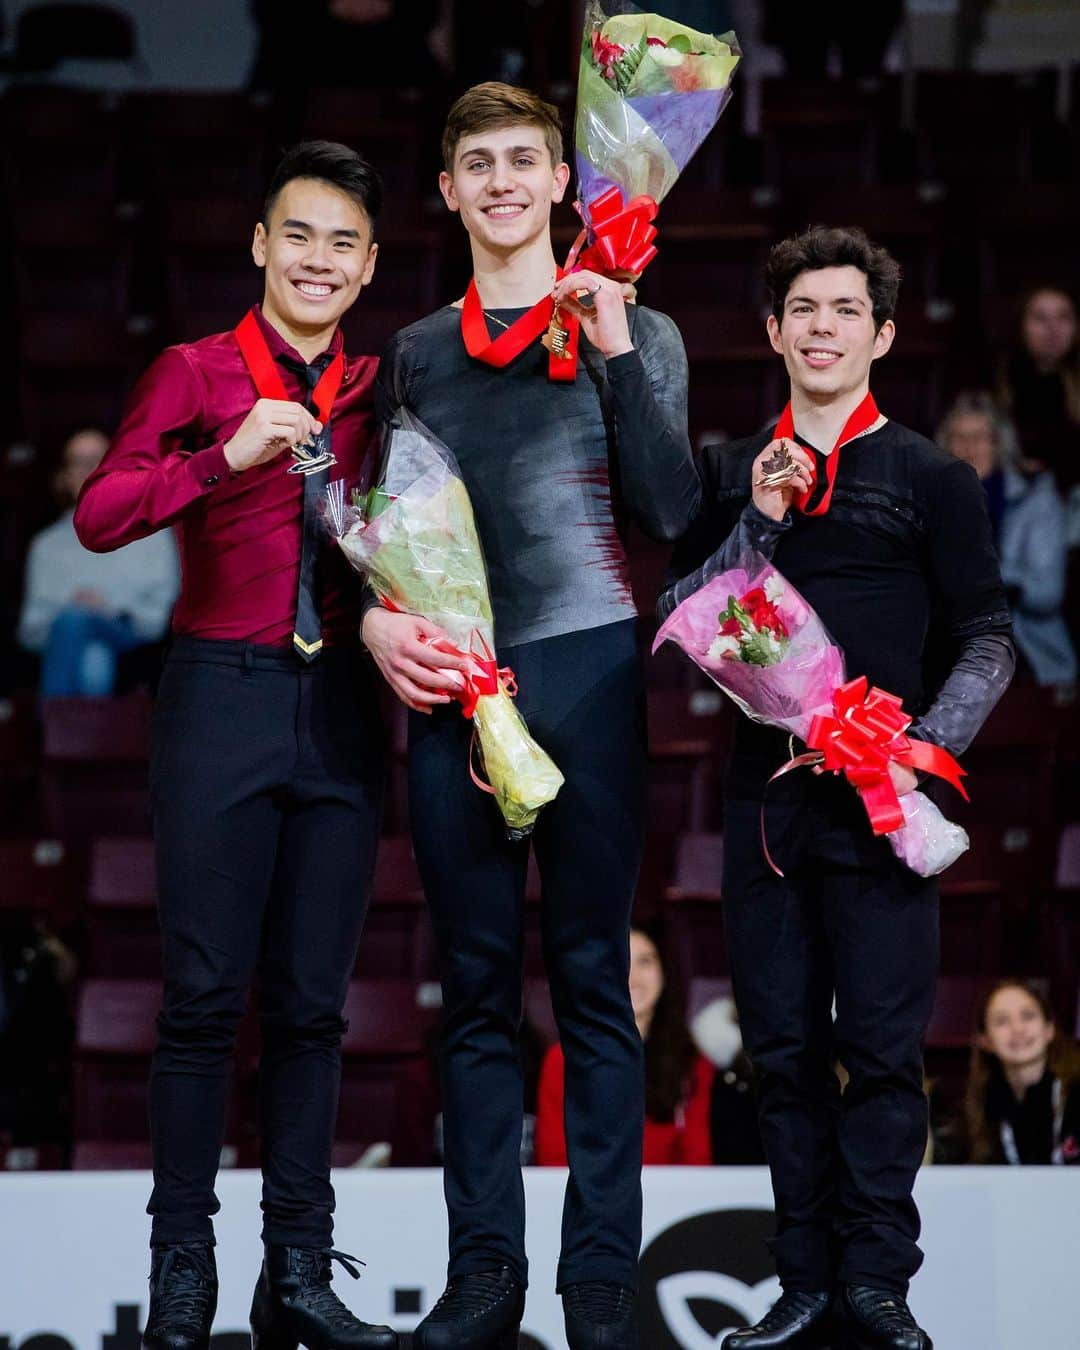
326, 412, 564, 840
653, 552, 971, 877
568, 1, 741, 279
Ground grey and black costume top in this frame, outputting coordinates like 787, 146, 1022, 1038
376, 303, 699, 648
658, 419, 1016, 795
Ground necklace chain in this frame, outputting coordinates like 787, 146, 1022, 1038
483, 311, 512, 332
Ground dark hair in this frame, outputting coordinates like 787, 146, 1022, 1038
963, 978, 1080, 1164
633, 927, 697, 1122
263, 140, 382, 232
765, 225, 901, 331
441, 81, 564, 173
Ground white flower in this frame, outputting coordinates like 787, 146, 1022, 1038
765, 632, 783, 657
764, 574, 785, 604
707, 634, 740, 661
648, 44, 686, 67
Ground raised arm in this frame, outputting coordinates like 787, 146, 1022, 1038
656, 438, 815, 622
74, 348, 227, 553
606, 308, 701, 542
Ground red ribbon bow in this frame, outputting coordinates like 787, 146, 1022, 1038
806, 676, 969, 835
568, 186, 660, 280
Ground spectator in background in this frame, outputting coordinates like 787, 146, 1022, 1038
939, 391, 1076, 686
997, 286, 1080, 492
17, 428, 179, 697
535, 929, 713, 1166
690, 993, 765, 1164
962, 979, 1080, 1166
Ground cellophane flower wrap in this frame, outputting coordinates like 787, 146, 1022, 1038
572, 0, 740, 275
326, 412, 564, 840
653, 551, 970, 877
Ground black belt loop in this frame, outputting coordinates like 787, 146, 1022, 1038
242, 644, 257, 674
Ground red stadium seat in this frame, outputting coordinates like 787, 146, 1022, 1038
663, 832, 727, 986
85, 836, 159, 976
74, 978, 160, 1140
41, 692, 152, 848
336, 979, 440, 1159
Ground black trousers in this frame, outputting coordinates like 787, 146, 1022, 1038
147, 638, 385, 1248
408, 619, 646, 1292
723, 771, 938, 1295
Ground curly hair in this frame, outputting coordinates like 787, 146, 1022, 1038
765, 225, 901, 331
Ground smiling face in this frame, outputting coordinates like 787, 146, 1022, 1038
253, 176, 377, 344
980, 985, 1056, 1074
767, 265, 894, 404
438, 123, 569, 257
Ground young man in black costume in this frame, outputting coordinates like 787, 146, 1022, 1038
660, 227, 1014, 1350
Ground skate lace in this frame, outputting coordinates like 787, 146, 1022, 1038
292, 1248, 367, 1331
426, 1268, 515, 1324
563, 1281, 636, 1325
148, 1245, 215, 1328
755, 1291, 827, 1331
849, 1286, 919, 1333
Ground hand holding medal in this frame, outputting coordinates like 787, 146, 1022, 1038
550, 269, 634, 360
751, 438, 814, 522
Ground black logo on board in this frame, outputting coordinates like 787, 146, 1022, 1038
639, 1208, 780, 1348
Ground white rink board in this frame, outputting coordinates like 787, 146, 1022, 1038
0, 1167, 1076, 1349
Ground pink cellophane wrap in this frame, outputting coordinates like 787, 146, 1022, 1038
653, 552, 969, 877
652, 558, 845, 740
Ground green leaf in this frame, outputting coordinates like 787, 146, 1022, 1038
614, 33, 647, 94
668, 32, 693, 53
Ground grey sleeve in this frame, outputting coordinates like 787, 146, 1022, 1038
656, 501, 791, 623
606, 309, 700, 543
910, 632, 1016, 757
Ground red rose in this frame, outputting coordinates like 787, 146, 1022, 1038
591, 30, 625, 72
719, 615, 742, 638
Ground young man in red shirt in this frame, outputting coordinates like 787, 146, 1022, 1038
76, 141, 397, 1350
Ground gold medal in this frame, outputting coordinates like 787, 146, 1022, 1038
541, 305, 572, 359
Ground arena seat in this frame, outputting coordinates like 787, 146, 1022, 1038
85, 835, 158, 976
74, 977, 160, 1139
0, 836, 74, 918
336, 979, 440, 1159
663, 832, 727, 986
40, 691, 152, 847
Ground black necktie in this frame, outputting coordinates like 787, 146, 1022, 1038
282, 354, 332, 662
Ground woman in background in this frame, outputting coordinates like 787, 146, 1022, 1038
962, 979, 1080, 1166
535, 928, 713, 1165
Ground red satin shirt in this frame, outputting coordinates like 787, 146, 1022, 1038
534, 1042, 715, 1166
74, 305, 379, 647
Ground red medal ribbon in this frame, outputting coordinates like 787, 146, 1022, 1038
234, 308, 345, 421
568, 185, 660, 279
773, 391, 880, 516
460, 276, 579, 383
